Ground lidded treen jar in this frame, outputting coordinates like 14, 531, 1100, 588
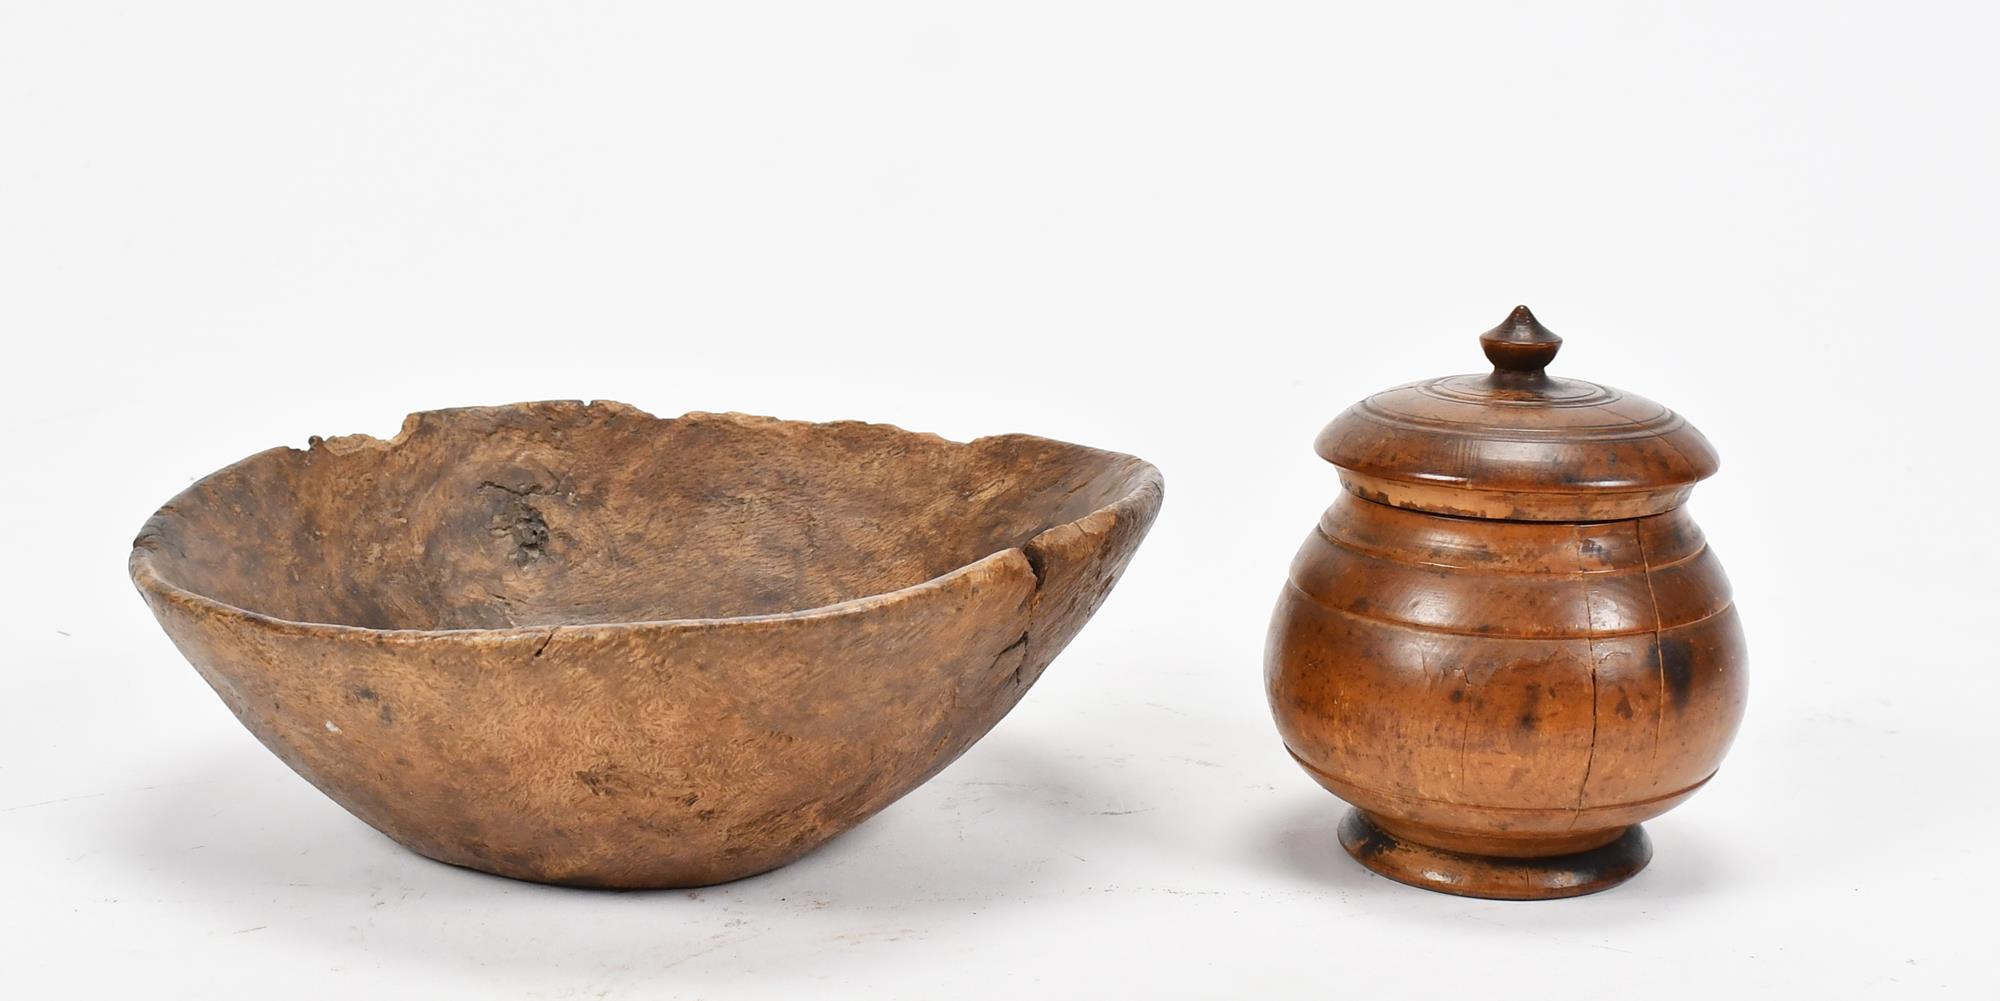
1266, 306, 1747, 899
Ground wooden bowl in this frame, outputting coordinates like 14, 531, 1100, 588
130, 402, 1162, 888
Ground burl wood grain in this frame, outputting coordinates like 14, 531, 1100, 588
1269, 307, 1747, 899
131, 402, 1163, 888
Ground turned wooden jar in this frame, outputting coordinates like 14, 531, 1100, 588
1266, 306, 1746, 899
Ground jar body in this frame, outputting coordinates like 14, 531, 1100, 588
1267, 491, 1746, 890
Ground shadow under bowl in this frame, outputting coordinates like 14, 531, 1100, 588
130, 401, 1162, 888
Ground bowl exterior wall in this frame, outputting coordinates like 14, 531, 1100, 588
139, 550, 1038, 886
1266, 493, 1746, 844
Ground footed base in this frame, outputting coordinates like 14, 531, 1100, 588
1338, 810, 1651, 900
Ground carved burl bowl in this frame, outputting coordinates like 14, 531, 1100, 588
130, 402, 1162, 888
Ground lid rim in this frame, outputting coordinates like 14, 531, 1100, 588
1335, 471, 1701, 522
1327, 468, 1718, 493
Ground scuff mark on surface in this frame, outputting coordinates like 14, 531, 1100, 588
531, 626, 560, 660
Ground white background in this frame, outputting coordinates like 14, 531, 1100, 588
4, 2, 1995, 997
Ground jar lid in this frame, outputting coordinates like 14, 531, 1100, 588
1315, 306, 1718, 521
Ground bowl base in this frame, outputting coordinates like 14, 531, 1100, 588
1337, 810, 1650, 900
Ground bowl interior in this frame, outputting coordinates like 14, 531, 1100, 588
137, 403, 1153, 630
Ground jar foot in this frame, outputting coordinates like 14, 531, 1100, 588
1337, 810, 1651, 900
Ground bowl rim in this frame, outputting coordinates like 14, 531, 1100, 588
129, 402, 1164, 644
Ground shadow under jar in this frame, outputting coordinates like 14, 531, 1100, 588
1266, 307, 1746, 900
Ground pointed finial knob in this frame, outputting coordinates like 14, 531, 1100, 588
1480, 305, 1562, 377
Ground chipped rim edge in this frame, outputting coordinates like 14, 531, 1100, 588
128, 401, 1165, 645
